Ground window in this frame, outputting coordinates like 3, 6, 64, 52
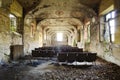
56, 32, 63, 41
104, 10, 116, 42
9, 14, 17, 32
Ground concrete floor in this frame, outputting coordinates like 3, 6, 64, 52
0, 58, 120, 80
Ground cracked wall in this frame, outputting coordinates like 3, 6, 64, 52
0, 8, 11, 62
0, 0, 23, 62
85, 14, 120, 66
24, 15, 42, 55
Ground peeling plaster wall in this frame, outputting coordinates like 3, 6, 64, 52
0, 8, 11, 62
11, 32, 22, 45
24, 17, 41, 55
0, 32, 11, 62
87, 1, 120, 66
24, 25, 41, 55
89, 36, 120, 66
0, 8, 23, 62
85, 16, 120, 66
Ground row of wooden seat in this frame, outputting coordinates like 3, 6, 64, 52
32, 50, 56, 57
34, 46, 83, 53
32, 46, 83, 58
31, 46, 97, 64
57, 52, 97, 63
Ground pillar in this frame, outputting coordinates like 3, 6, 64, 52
77, 29, 81, 42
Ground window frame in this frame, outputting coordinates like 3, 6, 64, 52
9, 14, 17, 32
104, 10, 116, 43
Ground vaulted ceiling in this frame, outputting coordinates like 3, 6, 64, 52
17, 0, 101, 14
23, 0, 101, 42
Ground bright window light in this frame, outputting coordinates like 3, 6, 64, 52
111, 11, 115, 42
9, 14, 15, 18
106, 13, 111, 21
9, 14, 17, 32
109, 19, 115, 42
105, 11, 116, 42
111, 11, 115, 18
57, 33, 63, 41
111, 34, 115, 42
109, 19, 115, 34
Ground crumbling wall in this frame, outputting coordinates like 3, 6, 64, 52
24, 15, 41, 55
0, 8, 11, 62
0, 8, 23, 63
85, 16, 120, 66
83, 0, 120, 66
11, 32, 22, 45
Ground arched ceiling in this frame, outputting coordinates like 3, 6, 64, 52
45, 27, 75, 34
35, 17, 81, 38
37, 18, 82, 33
24, 0, 99, 40
17, 0, 101, 14
47, 28, 74, 36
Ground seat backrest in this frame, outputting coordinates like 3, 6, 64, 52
67, 52, 76, 63
86, 53, 97, 62
57, 52, 67, 62
76, 52, 87, 62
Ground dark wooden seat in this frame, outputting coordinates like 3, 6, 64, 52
32, 50, 39, 57
76, 52, 87, 62
39, 50, 46, 57
67, 52, 76, 63
57, 52, 67, 62
86, 53, 97, 62
47, 50, 55, 57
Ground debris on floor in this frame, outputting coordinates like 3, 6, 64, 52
0, 58, 120, 80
